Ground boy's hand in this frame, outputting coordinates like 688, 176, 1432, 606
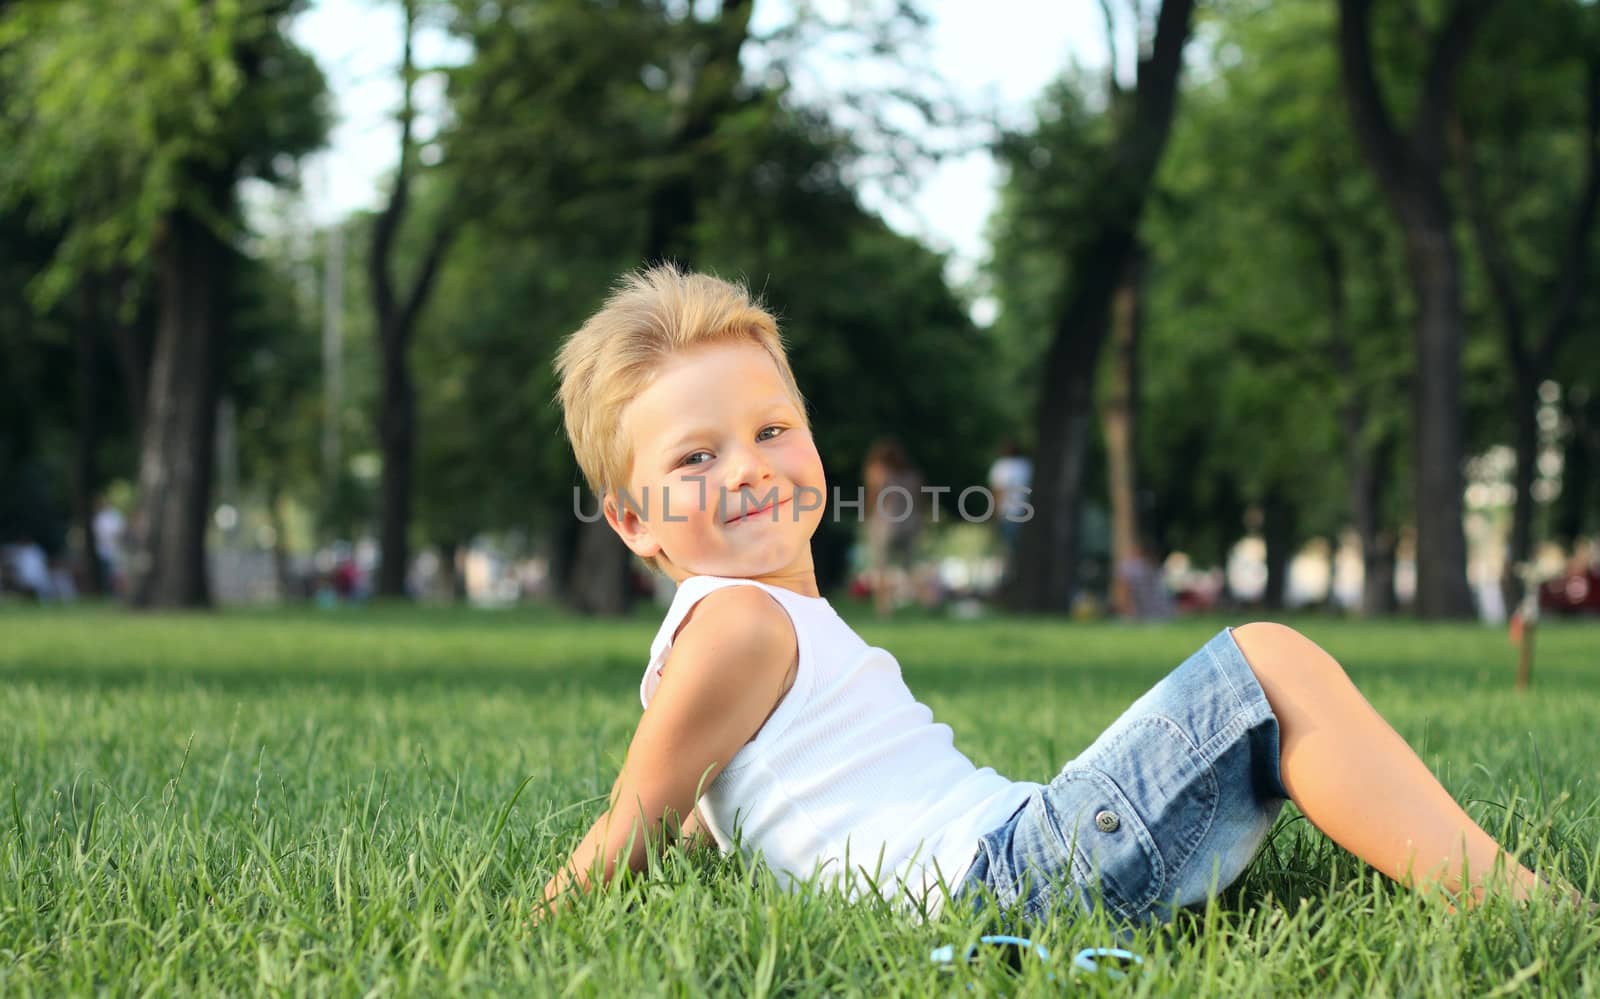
524, 891, 557, 929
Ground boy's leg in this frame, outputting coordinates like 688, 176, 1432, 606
1230, 622, 1546, 903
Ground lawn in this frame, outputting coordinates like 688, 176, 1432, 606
2, 603, 1598, 995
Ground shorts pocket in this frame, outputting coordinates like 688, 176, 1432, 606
1035, 767, 1167, 919
1076, 715, 1221, 887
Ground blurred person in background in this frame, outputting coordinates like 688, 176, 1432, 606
1113, 537, 1174, 621
92, 494, 126, 597
987, 440, 1032, 582
863, 437, 924, 617
1, 535, 73, 602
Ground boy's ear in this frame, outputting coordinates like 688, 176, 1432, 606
603, 490, 663, 559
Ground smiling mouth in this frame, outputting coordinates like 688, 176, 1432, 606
726, 497, 789, 524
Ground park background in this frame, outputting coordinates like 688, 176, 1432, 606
1, 0, 1596, 619
2, 0, 1600, 994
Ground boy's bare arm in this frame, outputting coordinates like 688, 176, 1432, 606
538, 587, 797, 918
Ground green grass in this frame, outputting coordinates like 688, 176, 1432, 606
2, 602, 1598, 995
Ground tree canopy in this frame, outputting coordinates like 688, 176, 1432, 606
2, 0, 1596, 616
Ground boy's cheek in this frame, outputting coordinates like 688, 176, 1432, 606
792, 485, 828, 519
667, 477, 717, 515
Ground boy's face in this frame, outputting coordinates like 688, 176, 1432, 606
604, 341, 827, 589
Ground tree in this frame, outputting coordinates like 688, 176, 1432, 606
439, 0, 756, 612
1337, 0, 1490, 618
68, 269, 148, 594
1138, 0, 1413, 615
370, 0, 457, 599
0, 206, 77, 563
410, 219, 612, 599
1094, 3, 1155, 602
697, 107, 1005, 587
441, 0, 961, 612
1100, 247, 1145, 602
410, 97, 1004, 598
999, 0, 1197, 613
0, 0, 327, 607
1452, 0, 1600, 605
1554, 379, 1600, 546
229, 246, 326, 600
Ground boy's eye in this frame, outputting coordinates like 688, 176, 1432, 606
679, 427, 783, 467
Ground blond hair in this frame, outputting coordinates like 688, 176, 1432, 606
554, 265, 808, 564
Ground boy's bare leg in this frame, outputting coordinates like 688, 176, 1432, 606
1230, 623, 1547, 904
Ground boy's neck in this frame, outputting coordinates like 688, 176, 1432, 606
665, 565, 822, 600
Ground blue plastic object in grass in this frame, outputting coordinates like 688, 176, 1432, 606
929, 936, 1143, 983
930, 935, 1054, 978
1071, 947, 1144, 981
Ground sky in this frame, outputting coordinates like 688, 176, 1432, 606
288, 1, 1112, 298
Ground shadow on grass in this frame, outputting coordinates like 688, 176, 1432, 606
4, 649, 1590, 702
0, 657, 643, 697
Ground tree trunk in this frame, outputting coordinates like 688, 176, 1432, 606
106, 270, 148, 439
1505, 372, 1538, 593
1352, 434, 1398, 617
1005, 0, 1195, 613
267, 484, 294, 601
1401, 205, 1474, 618
438, 539, 469, 602
1321, 227, 1397, 618
129, 208, 226, 608
1363, 531, 1398, 616
1261, 489, 1294, 611
370, 0, 455, 598
74, 280, 105, 596
1009, 288, 1114, 612
566, 511, 637, 615
376, 328, 414, 598
1554, 389, 1596, 546
1337, 0, 1486, 619
1102, 248, 1143, 575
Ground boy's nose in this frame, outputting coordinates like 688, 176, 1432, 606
723, 444, 773, 491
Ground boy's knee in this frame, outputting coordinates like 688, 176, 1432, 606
1233, 621, 1303, 656
1232, 622, 1337, 687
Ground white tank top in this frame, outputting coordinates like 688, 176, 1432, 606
641, 574, 1038, 913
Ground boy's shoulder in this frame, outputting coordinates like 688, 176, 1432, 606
671, 579, 795, 649
657, 582, 798, 698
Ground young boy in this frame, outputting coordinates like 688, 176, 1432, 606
541, 264, 1566, 924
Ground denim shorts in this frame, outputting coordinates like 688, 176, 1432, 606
954, 627, 1288, 924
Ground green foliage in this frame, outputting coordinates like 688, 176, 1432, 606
0, 210, 70, 467
0, 205, 141, 552
986, 0, 1428, 563
1141, 0, 1412, 555
1453, 0, 1600, 449
406, 0, 1004, 580
0, 0, 330, 306
699, 107, 1003, 507
6, 0, 1594, 593
228, 248, 323, 508
441, 0, 676, 246
2, 606, 1598, 992
412, 220, 611, 546
985, 74, 1117, 441
412, 107, 1001, 574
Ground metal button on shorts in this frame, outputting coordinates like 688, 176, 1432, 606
1095, 809, 1121, 833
